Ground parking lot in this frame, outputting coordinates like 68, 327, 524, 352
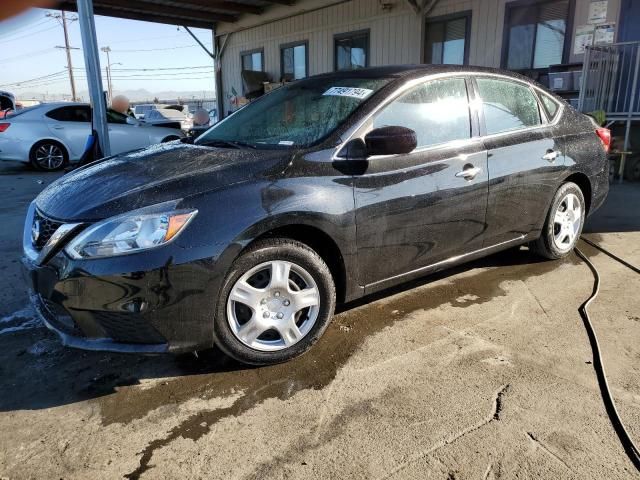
0, 159, 638, 479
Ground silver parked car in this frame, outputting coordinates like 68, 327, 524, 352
0, 102, 184, 171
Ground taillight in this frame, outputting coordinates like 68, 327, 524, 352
0, 123, 9, 133
596, 127, 611, 153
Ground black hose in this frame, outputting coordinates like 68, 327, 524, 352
575, 240, 640, 471
581, 236, 640, 275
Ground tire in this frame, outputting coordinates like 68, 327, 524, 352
29, 140, 68, 171
214, 238, 336, 365
530, 182, 586, 260
161, 136, 181, 143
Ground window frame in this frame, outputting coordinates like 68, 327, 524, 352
536, 90, 561, 122
45, 105, 91, 123
334, 29, 370, 72
240, 47, 265, 72
423, 10, 472, 66
280, 40, 309, 82
471, 75, 547, 137
500, 0, 575, 73
349, 75, 480, 157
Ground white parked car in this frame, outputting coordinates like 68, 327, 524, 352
144, 108, 193, 131
0, 102, 184, 171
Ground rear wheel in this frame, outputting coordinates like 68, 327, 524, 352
214, 238, 336, 365
161, 136, 181, 143
531, 182, 585, 259
29, 140, 68, 171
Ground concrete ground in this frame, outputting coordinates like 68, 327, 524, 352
1, 160, 639, 479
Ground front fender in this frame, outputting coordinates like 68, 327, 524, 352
176, 176, 358, 304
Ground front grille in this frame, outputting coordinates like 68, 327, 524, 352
33, 210, 64, 250
93, 312, 167, 344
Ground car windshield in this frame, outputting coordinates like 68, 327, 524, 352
195, 76, 391, 149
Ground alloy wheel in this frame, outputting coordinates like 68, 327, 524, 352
552, 192, 582, 252
226, 260, 321, 352
35, 143, 65, 170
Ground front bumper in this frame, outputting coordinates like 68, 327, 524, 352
21, 204, 221, 354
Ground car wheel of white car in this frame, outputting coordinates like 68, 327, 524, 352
29, 141, 68, 171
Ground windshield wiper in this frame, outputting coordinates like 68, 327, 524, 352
198, 139, 256, 149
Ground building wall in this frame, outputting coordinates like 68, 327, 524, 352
217, 0, 622, 115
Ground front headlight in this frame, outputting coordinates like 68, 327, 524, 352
65, 208, 197, 259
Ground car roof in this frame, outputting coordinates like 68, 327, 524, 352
307, 64, 536, 85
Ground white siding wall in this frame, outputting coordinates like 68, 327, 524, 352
218, 0, 620, 115
219, 0, 422, 113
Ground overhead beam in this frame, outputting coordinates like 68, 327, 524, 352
261, 0, 295, 5
92, 0, 237, 22
57, 0, 237, 25
177, 0, 264, 15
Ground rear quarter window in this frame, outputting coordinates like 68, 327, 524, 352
540, 93, 560, 121
46, 106, 91, 122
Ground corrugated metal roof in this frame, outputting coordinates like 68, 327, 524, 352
55, 0, 295, 29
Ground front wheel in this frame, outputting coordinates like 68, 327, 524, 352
530, 182, 585, 259
214, 238, 336, 365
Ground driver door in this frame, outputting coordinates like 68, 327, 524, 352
353, 77, 489, 290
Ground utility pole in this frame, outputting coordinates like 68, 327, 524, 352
47, 11, 78, 102
101, 46, 112, 102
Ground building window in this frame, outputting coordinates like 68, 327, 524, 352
503, 0, 571, 71
424, 11, 471, 65
334, 29, 369, 71
241, 49, 263, 71
280, 41, 308, 81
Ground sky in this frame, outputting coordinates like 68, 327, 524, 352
0, 7, 215, 101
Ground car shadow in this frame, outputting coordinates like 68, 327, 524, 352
584, 183, 640, 233
0, 243, 592, 423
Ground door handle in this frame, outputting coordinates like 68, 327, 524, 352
455, 166, 482, 180
51, 125, 64, 130
542, 150, 560, 162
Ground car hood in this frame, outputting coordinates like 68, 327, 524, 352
35, 143, 291, 221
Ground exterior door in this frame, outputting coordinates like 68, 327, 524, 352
474, 76, 565, 246
353, 77, 489, 288
44, 105, 92, 159
108, 120, 150, 154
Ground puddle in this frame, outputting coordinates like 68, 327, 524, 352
0, 305, 41, 336
105, 244, 599, 479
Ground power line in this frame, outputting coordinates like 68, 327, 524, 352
0, 48, 54, 64
110, 44, 201, 52
0, 17, 55, 38
0, 70, 68, 88
0, 24, 60, 45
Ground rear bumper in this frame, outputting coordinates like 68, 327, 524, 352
0, 136, 30, 162
589, 164, 610, 215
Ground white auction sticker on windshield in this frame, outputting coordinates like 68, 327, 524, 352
323, 87, 374, 99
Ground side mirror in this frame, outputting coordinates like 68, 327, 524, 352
126, 116, 139, 126
364, 126, 417, 156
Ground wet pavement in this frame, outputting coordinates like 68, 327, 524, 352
1, 163, 639, 479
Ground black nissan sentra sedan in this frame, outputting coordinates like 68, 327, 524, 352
23, 65, 610, 365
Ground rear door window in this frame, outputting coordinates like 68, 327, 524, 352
373, 77, 471, 149
46, 106, 91, 122
476, 78, 541, 135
